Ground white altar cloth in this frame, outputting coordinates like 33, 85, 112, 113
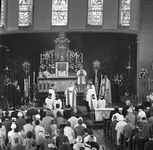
95, 108, 122, 121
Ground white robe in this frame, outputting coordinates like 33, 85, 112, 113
45, 97, 54, 110
53, 99, 62, 109
48, 88, 56, 101
99, 78, 112, 104
97, 99, 106, 108
89, 98, 97, 110
86, 85, 97, 103
76, 69, 87, 85
65, 86, 77, 112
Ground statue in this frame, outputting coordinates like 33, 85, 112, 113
54, 31, 70, 62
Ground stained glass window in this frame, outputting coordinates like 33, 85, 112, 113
52, 0, 68, 26
120, 0, 131, 26
19, 0, 33, 26
0, 0, 5, 27
88, 0, 103, 25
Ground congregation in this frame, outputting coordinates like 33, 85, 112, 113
106, 100, 153, 150
0, 100, 105, 150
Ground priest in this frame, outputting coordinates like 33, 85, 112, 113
76, 65, 87, 93
99, 75, 112, 105
65, 81, 77, 113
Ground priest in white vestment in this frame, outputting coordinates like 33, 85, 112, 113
99, 75, 112, 105
76, 65, 87, 93
65, 82, 77, 113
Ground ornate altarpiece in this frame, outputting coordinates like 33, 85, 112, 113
38, 31, 83, 92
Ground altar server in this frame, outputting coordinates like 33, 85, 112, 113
89, 94, 97, 110
54, 94, 62, 109
97, 95, 106, 108
45, 93, 54, 111
48, 83, 56, 101
65, 81, 77, 113
85, 80, 97, 112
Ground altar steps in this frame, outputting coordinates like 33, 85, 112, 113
34, 92, 85, 107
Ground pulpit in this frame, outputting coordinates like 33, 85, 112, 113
38, 31, 83, 92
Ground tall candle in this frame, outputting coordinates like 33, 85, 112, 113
51, 54, 53, 63
40, 54, 42, 64
70, 53, 71, 63
81, 53, 83, 63
28, 75, 30, 87
76, 54, 77, 63
148, 78, 151, 89
33, 72, 35, 83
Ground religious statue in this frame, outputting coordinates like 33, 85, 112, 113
54, 31, 70, 62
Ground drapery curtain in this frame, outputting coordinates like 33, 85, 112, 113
0, 32, 137, 102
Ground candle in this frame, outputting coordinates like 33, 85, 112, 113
101, 74, 103, 82
33, 72, 35, 83
148, 78, 151, 89
76, 54, 77, 63
81, 53, 83, 63
51, 53, 53, 63
70, 53, 71, 63
40, 54, 42, 64
28, 75, 30, 87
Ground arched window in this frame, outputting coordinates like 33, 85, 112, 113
0, 0, 5, 27
120, 0, 131, 26
52, 0, 68, 26
19, 0, 33, 26
88, 0, 103, 25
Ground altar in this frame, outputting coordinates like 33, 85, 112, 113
38, 76, 77, 92
37, 31, 83, 92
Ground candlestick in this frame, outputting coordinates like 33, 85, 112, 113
28, 75, 30, 87
33, 72, 35, 83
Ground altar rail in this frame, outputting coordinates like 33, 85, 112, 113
37, 76, 77, 92
95, 108, 122, 121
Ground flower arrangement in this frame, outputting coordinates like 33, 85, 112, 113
146, 93, 153, 103
139, 68, 148, 78
112, 74, 123, 86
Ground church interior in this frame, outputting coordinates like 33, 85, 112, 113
0, 0, 153, 150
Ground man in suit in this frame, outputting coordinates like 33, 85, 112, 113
144, 134, 153, 150
11, 137, 25, 150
